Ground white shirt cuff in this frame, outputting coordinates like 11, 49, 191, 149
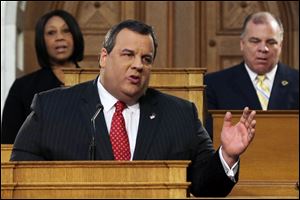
219, 146, 239, 182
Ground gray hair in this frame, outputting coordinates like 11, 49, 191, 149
241, 12, 284, 41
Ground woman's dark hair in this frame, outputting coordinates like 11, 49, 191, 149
103, 19, 158, 60
35, 9, 84, 68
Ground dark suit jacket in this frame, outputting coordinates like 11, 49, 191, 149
11, 78, 236, 197
204, 62, 299, 137
1, 68, 62, 144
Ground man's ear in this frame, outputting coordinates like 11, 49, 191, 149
99, 48, 108, 68
240, 39, 244, 52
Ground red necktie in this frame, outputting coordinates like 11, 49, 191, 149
110, 101, 131, 160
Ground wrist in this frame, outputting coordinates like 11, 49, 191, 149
221, 147, 239, 168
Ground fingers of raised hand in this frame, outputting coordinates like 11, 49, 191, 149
240, 107, 250, 124
242, 109, 256, 128
248, 120, 256, 141
246, 110, 256, 127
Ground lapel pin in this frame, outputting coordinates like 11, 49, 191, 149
281, 80, 288, 86
150, 113, 156, 120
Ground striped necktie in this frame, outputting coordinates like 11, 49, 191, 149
256, 75, 270, 110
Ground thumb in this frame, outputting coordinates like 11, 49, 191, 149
223, 111, 232, 129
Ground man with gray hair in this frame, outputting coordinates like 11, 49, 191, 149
204, 11, 299, 137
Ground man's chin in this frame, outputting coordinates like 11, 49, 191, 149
122, 87, 147, 104
253, 61, 272, 69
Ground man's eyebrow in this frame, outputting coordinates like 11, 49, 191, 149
143, 54, 153, 59
121, 48, 134, 53
121, 48, 153, 57
249, 37, 260, 40
142, 51, 154, 58
266, 38, 277, 42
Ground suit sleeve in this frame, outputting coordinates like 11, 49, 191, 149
188, 103, 236, 197
10, 94, 46, 161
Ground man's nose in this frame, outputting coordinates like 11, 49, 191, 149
132, 57, 143, 70
258, 43, 269, 53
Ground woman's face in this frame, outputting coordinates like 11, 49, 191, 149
44, 16, 74, 65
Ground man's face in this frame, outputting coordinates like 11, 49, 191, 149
99, 28, 154, 105
240, 20, 282, 74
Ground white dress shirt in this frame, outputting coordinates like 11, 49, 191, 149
244, 63, 277, 93
97, 78, 139, 160
97, 77, 238, 180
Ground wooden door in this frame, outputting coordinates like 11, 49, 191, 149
201, 1, 285, 73
22, 1, 298, 74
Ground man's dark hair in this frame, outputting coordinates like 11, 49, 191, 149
35, 9, 84, 68
103, 19, 158, 60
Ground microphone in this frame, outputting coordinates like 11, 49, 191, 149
89, 103, 103, 160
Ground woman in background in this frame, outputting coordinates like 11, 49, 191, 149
1, 9, 84, 144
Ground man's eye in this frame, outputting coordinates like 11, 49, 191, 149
267, 40, 277, 45
124, 53, 133, 57
249, 39, 260, 43
143, 57, 153, 64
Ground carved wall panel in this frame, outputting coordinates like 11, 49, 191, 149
201, 1, 298, 73
217, 1, 266, 35
22, 1, 298, 74
50, 1, 122, 68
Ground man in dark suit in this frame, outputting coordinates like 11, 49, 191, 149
205, 62, 299, 110
11, 20, 256, 197
204, 11, 298, 137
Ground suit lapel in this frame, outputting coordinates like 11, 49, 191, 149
133, 90, 161, 160
268, 64, 290, 109
79, 78, 114, 160
232, 64, 262, 109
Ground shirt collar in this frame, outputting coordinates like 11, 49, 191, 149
244, 63, 278, 83
97, 77, 139, 112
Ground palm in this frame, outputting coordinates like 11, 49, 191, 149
221, 107, 256, 159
